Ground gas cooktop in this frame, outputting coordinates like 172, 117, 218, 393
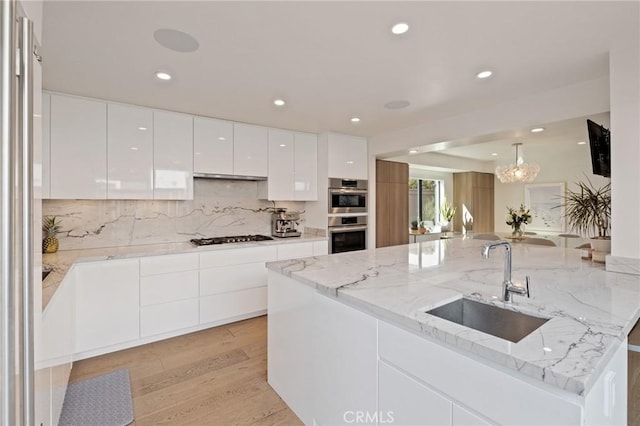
190, 234, 274, 246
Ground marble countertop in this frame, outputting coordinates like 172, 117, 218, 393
266, 238, 640, 396
42, 234, 326, 310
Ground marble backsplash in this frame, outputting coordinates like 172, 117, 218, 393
43, 179, 306, 251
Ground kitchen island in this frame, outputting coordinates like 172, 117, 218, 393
266, 238, 640, 425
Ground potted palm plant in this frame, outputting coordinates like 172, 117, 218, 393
440, 200, 456, 233
561, 179, 611, 261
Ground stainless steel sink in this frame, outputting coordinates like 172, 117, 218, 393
425, 298, 549, 343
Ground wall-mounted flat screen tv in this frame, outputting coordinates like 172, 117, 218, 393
587, 119, 610, 178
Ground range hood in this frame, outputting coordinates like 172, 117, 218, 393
193, 172, 267, 181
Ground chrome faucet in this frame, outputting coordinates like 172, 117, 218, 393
481, 241, 530, 302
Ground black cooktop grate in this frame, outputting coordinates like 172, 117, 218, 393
190, 234, 274, 246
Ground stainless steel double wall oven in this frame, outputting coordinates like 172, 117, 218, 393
328, 179, 368, 254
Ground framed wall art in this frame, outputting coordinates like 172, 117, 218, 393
524, 182, 565, 232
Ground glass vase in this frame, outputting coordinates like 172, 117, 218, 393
511, 223, 524, 238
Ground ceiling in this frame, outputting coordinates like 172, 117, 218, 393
41, 1, 635, 139
387, 112, 611, 172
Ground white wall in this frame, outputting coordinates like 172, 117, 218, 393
493, 149, 610, 234
609, 20, 640, 260
371, 32, 639, 264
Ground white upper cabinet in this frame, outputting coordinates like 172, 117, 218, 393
153, 111, 193, 200
50, 95, 107, 199
294, 132, 318, 200
193, 117, 234, 175
267, 128, 295, 200
327, 133, 368, 180
41, 92, 50, 199
261, 130, 318, 201
233, 123, 268, 177
107, 104, 153, 199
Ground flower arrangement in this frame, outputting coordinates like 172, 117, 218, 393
505, 204, 531, 237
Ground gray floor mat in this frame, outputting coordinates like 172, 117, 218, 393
59, 369, 134, 426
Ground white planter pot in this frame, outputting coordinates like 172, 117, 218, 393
590, 237, 611, 253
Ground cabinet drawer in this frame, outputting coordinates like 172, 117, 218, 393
200, 287, 267, 324
277, 242, 313, 260
140, 253, 198, 276
379, 361, 451, 426
200, 262, 266, 296
140, 299, 199, 338
140, 271, 199, 306
378, 321, 580, 426
312, 240, 329, 256
199, 246, 276, 268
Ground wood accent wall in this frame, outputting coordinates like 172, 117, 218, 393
376, 160, 409, 248
452, 172, 495, 233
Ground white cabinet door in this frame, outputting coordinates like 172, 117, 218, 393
74, 259, 140, 355
277, 242, 313, 260
50, 95, 107, 199
140, 271, 199, 306
312, 292, 378, 426
294, 132, 318, 200
153, 111, 193, 200
107, 103, 153, 199
233, 123, 267, 177
140, 299, 199, 338
379, 361, 452, 426
200, 262, 267, 296
41, 92, 50, 199
193, 117, 233, 175
313, 240, 329, 256
200, 286, 267, 324
267, 128, 294, 200
452, 404, 492, 426
327, 133, 368, 179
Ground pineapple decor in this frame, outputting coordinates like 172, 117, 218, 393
42, 216, 61, 253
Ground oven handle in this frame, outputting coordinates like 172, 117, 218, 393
328, 226, 368, 233
329, 188, 368, 195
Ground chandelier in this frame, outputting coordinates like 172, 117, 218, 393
495, 143, 540, 183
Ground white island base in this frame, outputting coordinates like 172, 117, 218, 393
268, 272, 627, 426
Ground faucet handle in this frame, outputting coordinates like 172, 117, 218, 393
525, 276, 531, 298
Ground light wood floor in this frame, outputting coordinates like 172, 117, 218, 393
69, 315, 302, 426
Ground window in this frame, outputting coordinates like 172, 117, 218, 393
408, 179, 442, 226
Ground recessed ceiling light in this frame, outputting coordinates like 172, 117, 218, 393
137, 127, 147, 131
153, 28, 199, 53
384, 100, 411, 109
273, 99, 286, 106
476, 70, 493, 79
130, 147, 139, 151
279, 144, 286, 147
155, 71, 172, 81
218, 137, 226, 141
491, 152, 498, 156
391, 22, 409, 35
347, 161, 354, 164
409, 149, 418, 154
577, 141, 587, 145
530, 127, 545, 133
350, 117, 361, 123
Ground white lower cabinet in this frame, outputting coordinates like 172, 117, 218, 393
200, 287, 267, 324
452, 404, 492, 426
141, 299, 199, 338
378, 361, 451, 426
74, 259, 140, 356
312, 291, 378, 426
277, 242, 314, 260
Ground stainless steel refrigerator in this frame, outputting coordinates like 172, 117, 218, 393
1, 0, 41, 424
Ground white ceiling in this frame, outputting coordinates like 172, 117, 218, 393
387, 112, 611, 171
41, 1, 634, 139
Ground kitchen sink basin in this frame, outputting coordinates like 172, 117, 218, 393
425, 298, 549, 343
